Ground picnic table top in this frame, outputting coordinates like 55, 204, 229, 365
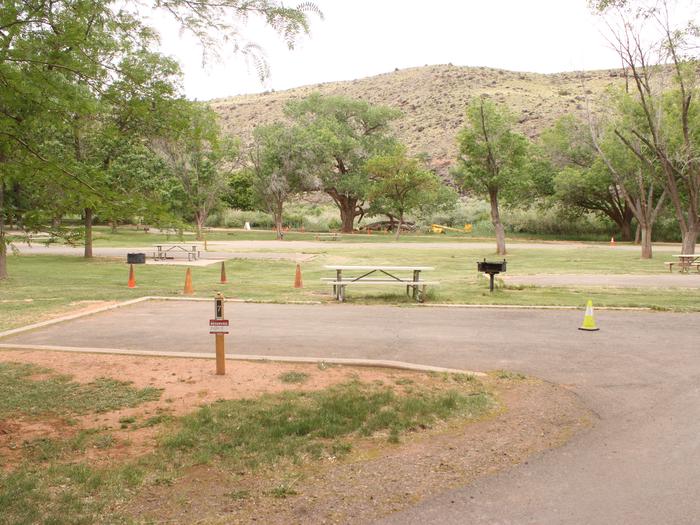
154, 244, 200, 249
671, 254, 699, 258
324, 265, 434, 271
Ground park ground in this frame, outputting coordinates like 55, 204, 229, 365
1, 227, 699, 523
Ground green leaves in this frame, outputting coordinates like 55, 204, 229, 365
455, 97, 532, 200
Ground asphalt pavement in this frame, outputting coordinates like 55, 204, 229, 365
2, 301, 699, 524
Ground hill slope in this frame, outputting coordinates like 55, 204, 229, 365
210, 64, 625, 175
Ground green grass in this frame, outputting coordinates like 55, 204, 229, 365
0, 362, 161, 418
0, 364, 494, 524
26, 224, 632, 246
0, 363, 161, 525
1, 242, 697, 331
161, 379, 493, 469
278, 371, 310, 384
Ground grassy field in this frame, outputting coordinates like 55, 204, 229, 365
0, 361, 493, 524
1, 241, 698, 332
10, 225, 632, 246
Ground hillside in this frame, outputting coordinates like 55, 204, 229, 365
210, 64, 626, 176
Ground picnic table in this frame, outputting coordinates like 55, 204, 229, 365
152, 244, 201, 261
665, 254, 700, 273
323, 265, 437, 303
315, 233, 342, 241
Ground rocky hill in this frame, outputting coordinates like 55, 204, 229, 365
210, 64, 626, 176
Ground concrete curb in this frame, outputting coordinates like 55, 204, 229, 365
0, 343, 486, 377
415, 303, 653, 311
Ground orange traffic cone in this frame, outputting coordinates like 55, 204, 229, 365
127, 264, 136, 289
220, 261, 228, 284
183, 268, 194, 295
610, 236, 616, 246
294, 263, 303, 288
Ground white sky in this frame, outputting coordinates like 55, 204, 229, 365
150, 0, 693, 101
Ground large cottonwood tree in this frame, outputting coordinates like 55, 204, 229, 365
286, 93, 401, 233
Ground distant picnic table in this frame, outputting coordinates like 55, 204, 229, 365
665, 254, 700, 273
152, 244, 202, 261
323, 265, 438, 303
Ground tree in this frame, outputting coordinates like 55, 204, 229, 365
592, 0, 700, 253
366, 149, 454, 239
454, 97, 531, 255
595, 126, 666, 258
0, 0, 321, 278
286, 93, 401, 233
152, 103, 237, 240
249, 123, 320, 239
542, 116, 635, 241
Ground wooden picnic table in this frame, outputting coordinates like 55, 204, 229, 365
323, 265, 437, 302
152, 244, 202, 261
668, 254, 700, 273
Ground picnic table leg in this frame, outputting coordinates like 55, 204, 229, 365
335, 270, 342, 299
412, 270, 420, 300
338, 285, 345, 302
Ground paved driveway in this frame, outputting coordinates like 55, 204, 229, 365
2, 302, 699, 524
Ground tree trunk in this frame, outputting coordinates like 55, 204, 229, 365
395, 213, 403, 240
489, 189, 506, 255
620, 218, 633, 242
339, 201, 357, 233
634, 223, 641, 245
681, 225, 698, 255
84, 207, 93, 259
0, 182, 7, 280
111, 220, 117, 234
194, 212, 205, 241
326, 190, 359, 233
274, 207, 284, 240
640, 223, 653, 259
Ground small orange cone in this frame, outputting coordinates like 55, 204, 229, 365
183, 267, 194, 295
127, 264, 136, 289
610, 236, 616, 246
220, 261, 228, 284
294, 263, 303, 288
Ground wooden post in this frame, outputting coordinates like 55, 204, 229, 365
215, 333, 225, 375
214, 292, 225, 375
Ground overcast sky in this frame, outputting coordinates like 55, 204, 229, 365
151, 0, 693, 101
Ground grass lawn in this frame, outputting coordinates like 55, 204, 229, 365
0, 361, 494, 524
1, 245, 698, 331
12, 225, 639, 246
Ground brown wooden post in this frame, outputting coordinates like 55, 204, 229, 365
215, 333, 225, 375
214, 292, 225, 375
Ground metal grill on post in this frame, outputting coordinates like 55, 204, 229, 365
477, 259, 507, 292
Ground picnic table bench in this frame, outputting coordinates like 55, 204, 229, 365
323, 265, 438, 303
152, 244, 202, 261
664, 254, 700, 273
315, 233, 342, 241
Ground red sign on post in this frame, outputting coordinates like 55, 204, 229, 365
209, 319, 229, 334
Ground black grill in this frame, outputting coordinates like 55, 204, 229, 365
127, 253, 146, 264
477, 259, 507, 292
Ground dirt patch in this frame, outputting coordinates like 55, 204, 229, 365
126, 380, 592, 524
0, 350, 463, 466
0, 350, 592, 523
